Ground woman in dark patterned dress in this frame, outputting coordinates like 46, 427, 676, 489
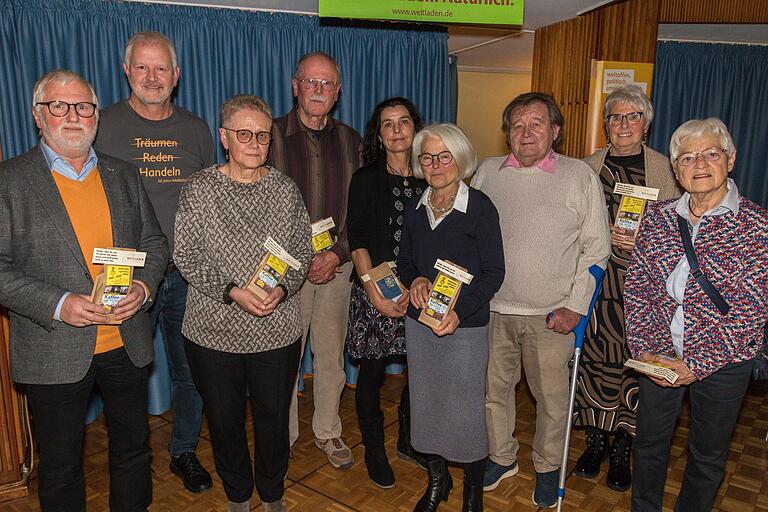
345, 97, 426, 488
574, 85, 681, 491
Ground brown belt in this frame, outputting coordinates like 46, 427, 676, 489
166, 262, 178, 274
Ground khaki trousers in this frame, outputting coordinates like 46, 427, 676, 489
485, 312, 574, 473
289, 262, 352, 444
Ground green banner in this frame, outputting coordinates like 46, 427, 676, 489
318, 0, 524, 26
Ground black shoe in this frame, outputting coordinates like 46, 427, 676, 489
170, 452, 213, 493
606, 429, 632, 492
359, 415, 395, 489
462, 482, 483, 512
574, 427, 608, 479
397, 406, 427, 470
414, 457, 453, 512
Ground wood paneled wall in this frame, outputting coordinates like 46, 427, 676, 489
660, 0, 768, 23
0, 311, 28, 501
532, 0, 661, 157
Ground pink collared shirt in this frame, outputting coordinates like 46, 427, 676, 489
499, 150, 558, 174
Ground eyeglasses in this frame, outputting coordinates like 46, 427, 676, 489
36, 101, 97, 118
295, 78, 338, 92
222, 128, 272, 145
675, 147, 728, 167
418, 151, 453, 167
605, 111, 643, 126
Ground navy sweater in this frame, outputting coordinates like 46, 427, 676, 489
397, 187, 505, 328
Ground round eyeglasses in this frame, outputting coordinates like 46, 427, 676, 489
418, 151, 454, 167
606, 111, 643, 126
675, 147, 728, 167
222, 128, 272, 145
295, 78, 338, 92
36, 101, 97, 118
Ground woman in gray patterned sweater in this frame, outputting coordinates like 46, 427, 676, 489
174, 95, 311, 512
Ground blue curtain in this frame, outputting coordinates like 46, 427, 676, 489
0, 0, 451, 162
649, 41, 768, 207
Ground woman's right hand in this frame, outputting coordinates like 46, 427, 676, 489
409, 277, 432, 310
229, 286, 281, 317
610, 225, 636, 252
369, 288, 409, 318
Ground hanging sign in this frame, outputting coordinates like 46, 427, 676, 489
319, 0, 525, 26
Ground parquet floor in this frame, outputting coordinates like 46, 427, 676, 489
5, 375, 767, 511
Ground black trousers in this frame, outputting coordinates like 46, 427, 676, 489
25, 347, 151, 512
185, 338, 300, 503
632, 360, 753, 512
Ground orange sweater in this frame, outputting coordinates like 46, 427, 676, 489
52, 169, 124, 354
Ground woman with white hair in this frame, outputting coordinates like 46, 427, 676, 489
574, 85, 681, 491
624, 118, 768, 511
397, 123, 505, 512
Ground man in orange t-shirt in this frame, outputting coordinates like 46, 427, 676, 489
0, 69, 167, 511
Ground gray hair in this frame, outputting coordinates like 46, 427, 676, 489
411, 123, 478, 181
604, 84, 654, 126
220, 94, 273, 128
293, 51, 341, 83
669, 117, 736, 162
124, 31, 178, 69
32, 69, 99, 110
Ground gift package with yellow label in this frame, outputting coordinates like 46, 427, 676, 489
418, 259, 474, 329
612, 183, 660, 237
245, 237, 302, 301
310, 217, 335, 254
90, 247, 147, 325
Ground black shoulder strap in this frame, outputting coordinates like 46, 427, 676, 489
676, 214, 730, 315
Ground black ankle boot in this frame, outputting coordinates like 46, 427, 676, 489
359, 415, 395, 488
414, 457, 453, 512
606, 429, 632, 492
462, 481, 483, 512
397, 405, 427, 470
575, 427, 608, 479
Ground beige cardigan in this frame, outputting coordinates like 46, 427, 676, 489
582, 145, 682, 201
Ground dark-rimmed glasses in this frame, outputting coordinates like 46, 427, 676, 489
295, 78, 338, 92
675, 147, 728, 167
222, 128, 272, 145
606, 111, 643, 126
418, 151, 453, 167
36, 101, 97, 118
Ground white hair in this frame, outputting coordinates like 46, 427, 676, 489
124, 31, 178, 69
604, 84, 654, 126
411, 123, 478, 181
32, 69, 99, 116
669, 117, 736, 162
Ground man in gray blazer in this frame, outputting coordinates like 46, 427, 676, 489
0, 69, 168, 511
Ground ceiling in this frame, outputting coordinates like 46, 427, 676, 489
128, 1, 768, 74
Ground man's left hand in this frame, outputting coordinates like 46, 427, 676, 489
308, 251, 341, 284
111, 280, 147, 321
546, 307, 580, 334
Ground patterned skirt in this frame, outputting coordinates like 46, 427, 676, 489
345, 283, 406, 360
573, 257, 639, 434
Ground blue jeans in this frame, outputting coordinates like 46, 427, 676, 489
150, 269, 203, 456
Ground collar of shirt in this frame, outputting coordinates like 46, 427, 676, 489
40, 140, 98, 182
417, 180, 469, 212
287, 108, 336, 138
666, 178, 740, 223
498, 149, 557, 174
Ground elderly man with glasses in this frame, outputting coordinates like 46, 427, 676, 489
268, 51, 362, 469
0, 69, 167, 511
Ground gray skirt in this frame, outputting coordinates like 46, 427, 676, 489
405, 316, 489, 463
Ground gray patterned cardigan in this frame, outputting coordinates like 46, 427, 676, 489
174, 165, 311, 353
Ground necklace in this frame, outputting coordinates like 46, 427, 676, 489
688, 198, 707, 218
428, 187, 458, 216
386, 161, 410, 187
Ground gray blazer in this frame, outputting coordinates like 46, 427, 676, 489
0, 146, 168, 384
